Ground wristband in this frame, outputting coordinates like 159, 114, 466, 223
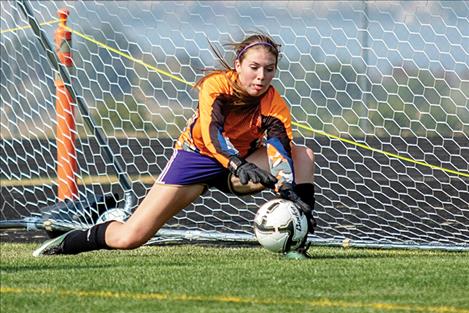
228, 156, 245, 173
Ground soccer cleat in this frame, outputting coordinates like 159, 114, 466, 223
32, 231, 72, 257
283, 241, 312, 260
284, 250, 310, 260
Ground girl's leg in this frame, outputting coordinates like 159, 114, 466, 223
105, 183, 205, 249
290, 144, 315, 184
36, 183, 205, 255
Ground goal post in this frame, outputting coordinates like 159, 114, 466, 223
1, 1, 468, 250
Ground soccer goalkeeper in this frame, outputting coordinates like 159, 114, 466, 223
33, 32, 317, 259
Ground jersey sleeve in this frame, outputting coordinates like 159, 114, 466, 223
262, 88, 295, 191
197, 75, 237, 167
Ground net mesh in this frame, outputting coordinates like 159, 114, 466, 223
1, 1, 468, 249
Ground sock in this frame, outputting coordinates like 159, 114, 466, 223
294, 183, 316, 209
61, 221, 113, 254
294, 183, 317, 234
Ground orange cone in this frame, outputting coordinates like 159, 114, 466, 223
55, 9, 78, 200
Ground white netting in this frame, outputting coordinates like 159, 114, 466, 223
1, 1, 468, 249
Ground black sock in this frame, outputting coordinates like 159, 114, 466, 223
294, 183, 316, 209
61, 221, 113, 254
295, 183, 317, 234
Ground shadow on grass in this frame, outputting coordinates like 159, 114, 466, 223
0, 249, 193, 273
1, 257, 193, 273
0, 263, 115, 273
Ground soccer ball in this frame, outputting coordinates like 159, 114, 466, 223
253, 198, 308, 253
96, 208, 130, 224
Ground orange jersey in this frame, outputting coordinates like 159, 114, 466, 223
176, 71, 294, 187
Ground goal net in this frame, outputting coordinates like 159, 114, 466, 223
1, 1, 468, 250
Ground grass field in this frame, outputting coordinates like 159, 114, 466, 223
1, 242, 468, 313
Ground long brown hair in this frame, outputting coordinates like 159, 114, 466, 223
194, 33, 281, 106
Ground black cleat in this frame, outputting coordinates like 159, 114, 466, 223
32, 230, 72, 257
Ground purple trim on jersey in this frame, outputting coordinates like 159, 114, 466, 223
157, 149, 226, 185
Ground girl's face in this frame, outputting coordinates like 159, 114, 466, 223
235, 47, 277, 97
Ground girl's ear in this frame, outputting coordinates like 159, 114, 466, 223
234, 59, 241, 72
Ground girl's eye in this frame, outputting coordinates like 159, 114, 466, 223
250, 67, 274, 72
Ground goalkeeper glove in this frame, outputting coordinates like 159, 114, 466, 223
228, 156, 277, 187
278, 183, 317, 234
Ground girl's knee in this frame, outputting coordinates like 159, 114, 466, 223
292, 145, 314, 164
292, 145, 315, 183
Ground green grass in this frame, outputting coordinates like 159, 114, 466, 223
1, 243, 468, 313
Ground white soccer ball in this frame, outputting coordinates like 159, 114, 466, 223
96, 208, 130, 224
253, 198, 308, 253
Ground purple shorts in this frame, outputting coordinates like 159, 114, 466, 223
157, 149, 231, 192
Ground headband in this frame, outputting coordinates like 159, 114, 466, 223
236, 42, 277, 60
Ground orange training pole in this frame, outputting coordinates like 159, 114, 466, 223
55, 9, 78, 201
